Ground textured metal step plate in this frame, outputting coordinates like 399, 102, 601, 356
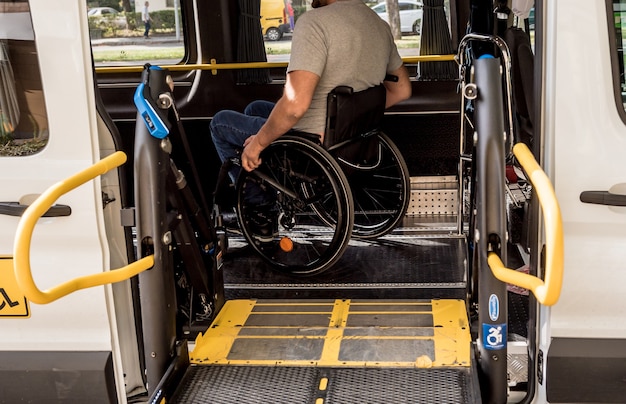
172, 366, 479, 404
408, 176, 458, 216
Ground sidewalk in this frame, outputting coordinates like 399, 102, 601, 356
90, 35, 183, 46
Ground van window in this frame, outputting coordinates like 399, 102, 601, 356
89, 1, 185, 67
611, 0, 626, 111
0, 0, 48, 157
265, 1, 452, 66
399, 3, 419, 11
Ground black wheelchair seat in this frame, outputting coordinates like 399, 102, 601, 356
324, 84, 386, 168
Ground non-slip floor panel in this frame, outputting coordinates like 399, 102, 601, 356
325, 367, 477, 404
172, 366, 479, 404
222, 234, 467, 300
172, 366, 319, 404
190, 299, 471, 368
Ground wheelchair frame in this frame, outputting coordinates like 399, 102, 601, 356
227, 84, 412, 275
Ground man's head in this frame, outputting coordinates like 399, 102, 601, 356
311, 0, 334, 9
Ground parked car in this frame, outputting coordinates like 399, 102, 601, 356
260, 0, 291, 41
87, 7, 127, 30
371, 1, 423, 35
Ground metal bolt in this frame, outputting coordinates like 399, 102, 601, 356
161, 138, 172, 153
163, 231, 172, 245
464, 83, 477, 100
158, 93, 173, 109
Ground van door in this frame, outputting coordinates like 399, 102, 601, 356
0, 1, 125, 402
540, 1, 626, 401
549, 0, 626, 342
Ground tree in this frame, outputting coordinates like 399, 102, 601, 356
121, 0, 132, 13
385, 0, 401, 40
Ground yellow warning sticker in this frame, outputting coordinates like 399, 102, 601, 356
0, 257, 30, 318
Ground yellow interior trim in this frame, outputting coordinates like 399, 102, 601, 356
487, 143, 564, 306
13, 151, 154, 304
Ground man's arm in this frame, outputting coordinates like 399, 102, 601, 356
241, 70, 320, 172
384, 65, 412, 108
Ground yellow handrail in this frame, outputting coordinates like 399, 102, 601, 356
487, 143, 564, 306
94, 55, 457, 75
13, 151, 154, 304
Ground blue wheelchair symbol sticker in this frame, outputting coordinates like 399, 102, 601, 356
483, 323, 507, 350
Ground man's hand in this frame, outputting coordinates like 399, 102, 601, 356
240, 70, 319, 172
241, 135, 265, 172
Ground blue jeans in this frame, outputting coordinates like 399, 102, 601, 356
143, 21, 151, 37
210, 100, 275, 204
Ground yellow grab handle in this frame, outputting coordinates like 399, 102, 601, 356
13, 151, 154, 304
487, 143, 564, 306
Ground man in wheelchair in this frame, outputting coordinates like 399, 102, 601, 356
210, 0, 411, 270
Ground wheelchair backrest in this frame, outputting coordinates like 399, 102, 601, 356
323, 84, 386, 150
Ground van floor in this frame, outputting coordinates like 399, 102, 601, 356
218, 213, 529, 335
216, 213, 530, 337
220, 215, 468, 301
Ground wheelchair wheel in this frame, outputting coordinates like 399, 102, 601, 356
236, 135, 354, 275
337, 132, 410, 239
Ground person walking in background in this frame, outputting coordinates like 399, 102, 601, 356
286, 0, 295, 32
142, 1, 151, 38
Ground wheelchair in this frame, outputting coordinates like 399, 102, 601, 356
225, 83, 411, 276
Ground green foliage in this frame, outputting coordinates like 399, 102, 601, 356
0, 138, 47, 157
87, 0, 121, 11
132, 9, 181, 31
0, 117, 14, 145
293, 5, 306, 20
88, 14, 131, 37
92, 47, 185, 62
89, 9, 183, 38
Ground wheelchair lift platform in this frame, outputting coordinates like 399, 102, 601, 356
218, 174, 466, 299
221, 216, 467, 300
173, 299, 480, 403
169, 178, 524, 402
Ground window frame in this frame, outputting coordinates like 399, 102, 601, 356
606, 0, 626, 124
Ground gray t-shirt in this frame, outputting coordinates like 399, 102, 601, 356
288, 0, 403, 135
